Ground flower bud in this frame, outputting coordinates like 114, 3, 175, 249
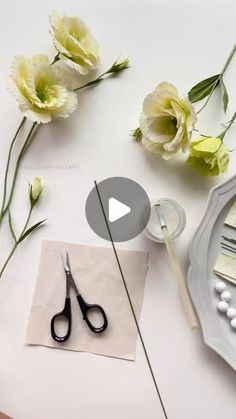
187, 137, 229, 176
108, 58, 129, 74
30, 177, 43, 204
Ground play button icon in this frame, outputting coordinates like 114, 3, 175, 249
85, 177, 151, 242
108, 198, 131, 222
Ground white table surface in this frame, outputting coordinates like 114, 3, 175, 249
1, 0, 236, 418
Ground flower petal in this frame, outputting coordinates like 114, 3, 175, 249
49, 12, 99, 74
54, 91, 78, 118
23, 109, 52, 124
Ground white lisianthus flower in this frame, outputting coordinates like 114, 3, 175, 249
139, 82, 197, 159
8, 55, 78, 124
49, 12, 99, 75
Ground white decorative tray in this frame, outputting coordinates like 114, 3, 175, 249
188, 174, 236, 370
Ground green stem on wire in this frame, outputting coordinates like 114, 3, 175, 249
21, 206, 33, 236
196, 79, 219, 114
0, 117, 26, 225
197, 43, 236, 114
221, 43, 236, 76
73, 58, 129, 92
1, 122, 38, 220
0, 205, 33, 278
219, 112, 236, 141
74, 71, 109, 91
0, 243, 18, 279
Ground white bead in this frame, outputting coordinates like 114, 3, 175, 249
221, 291, 232, 302
227, 307, 236, 319
231, 318, 236, 329
215, 281, 226, 293
217, 301, 229, 312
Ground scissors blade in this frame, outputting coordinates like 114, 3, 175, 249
61, 252, 80, 296
61, 254, 69, 273
66, 251, 71, 271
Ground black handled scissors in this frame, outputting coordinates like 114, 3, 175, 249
51, 252, 108, 343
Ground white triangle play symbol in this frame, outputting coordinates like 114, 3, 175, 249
108, 197, 131, 223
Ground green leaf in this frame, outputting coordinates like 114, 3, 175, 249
8, 211, 17, 243
188, 74, 220, 103
220, 77, 229, 113
18, 219, 46, 243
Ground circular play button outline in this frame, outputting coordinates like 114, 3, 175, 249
85, 177, 151, 242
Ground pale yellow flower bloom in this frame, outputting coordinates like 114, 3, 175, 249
8, 55, 78, 124
187, 137, 229, 176
50, 12, 99, 75
140, 82, 197, 159
30, 176, 43, 204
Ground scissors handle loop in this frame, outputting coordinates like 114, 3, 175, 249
51, 298, 72, 343
77, 295, 108, 334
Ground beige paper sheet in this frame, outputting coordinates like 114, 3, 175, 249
25, 240, 149, 360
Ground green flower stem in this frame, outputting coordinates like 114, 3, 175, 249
219, 112, 236, 141
221, 43, 236, 76
0, 117, 26, 224
197, 43, 236, 114
1, 122, 38, 220
196, 80, 219, 114
73, 72, 109, 91
21, 205, 33, 236
73, 59, 129, 92
0, 243, 18, 279
0, 205, 33, 279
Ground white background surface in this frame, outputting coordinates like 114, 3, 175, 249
0, 0, 236, 418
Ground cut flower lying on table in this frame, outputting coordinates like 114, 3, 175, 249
50, 12, 100, 74
8, 54, 78, 123
133, 44, 236, 176
139, 82, 197, 160
0, 12, 129, 278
